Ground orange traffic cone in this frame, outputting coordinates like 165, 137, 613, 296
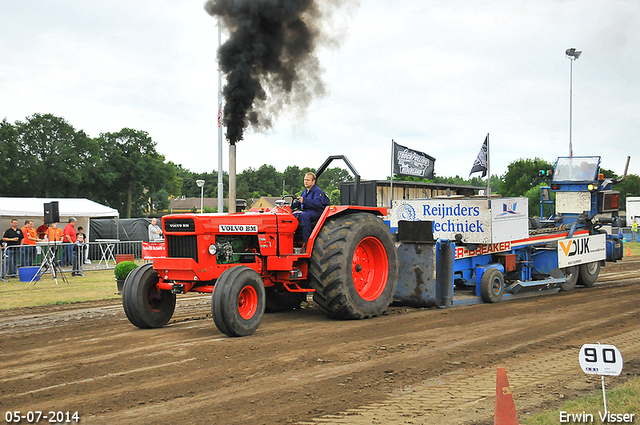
626, 246, 632, 257
494, 367, 519, 425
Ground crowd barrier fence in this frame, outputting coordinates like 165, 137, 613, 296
1, 240, 146, 281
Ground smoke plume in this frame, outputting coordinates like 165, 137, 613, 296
205, 0, 346, 144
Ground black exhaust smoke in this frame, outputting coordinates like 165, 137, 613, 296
204, 0, 346, 145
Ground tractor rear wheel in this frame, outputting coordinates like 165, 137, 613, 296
264, 288, 307, 313
480, 268, 504, 303
212, 266, 265, 337
559, 266, 579, 291
578, 261, 600, 287
122, 263, 176, 328
309, 212, 398, 320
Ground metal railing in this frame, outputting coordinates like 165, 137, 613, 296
1, 241, 145, 280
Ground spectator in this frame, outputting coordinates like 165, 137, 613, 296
77, 226, 87, 242
46, 222, 64, 242
73, 233, 85, 277
36, 220, 48, 239
62, 217, 77, 268
148, 218, 163, 242
77, 226, 89, 265
2, 219, 24, 277
1, 243, 5, 280
20, 219, 39, 266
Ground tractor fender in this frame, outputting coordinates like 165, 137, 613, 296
304, 206, 389, 256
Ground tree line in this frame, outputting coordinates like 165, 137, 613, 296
2, 113, 638, 218
0, 114, 353, 216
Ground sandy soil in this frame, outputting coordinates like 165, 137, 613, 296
0, 258, 639, 425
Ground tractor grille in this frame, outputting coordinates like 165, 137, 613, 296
166, 235, 198, 263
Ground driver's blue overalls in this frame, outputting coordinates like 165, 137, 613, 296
291, 184, 329, 243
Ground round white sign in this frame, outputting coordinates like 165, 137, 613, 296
579, 344, 623, 376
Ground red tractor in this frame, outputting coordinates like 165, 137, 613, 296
122, 157, 399, 337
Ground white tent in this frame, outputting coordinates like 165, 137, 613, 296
0, 197, 119, 239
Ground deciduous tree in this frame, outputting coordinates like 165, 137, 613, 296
96, 128, 177, 217
0, 119, 21, 195
501, 158, 554, 197
13, 114, 99, 197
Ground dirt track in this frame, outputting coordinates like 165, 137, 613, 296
1, 258, 639, 425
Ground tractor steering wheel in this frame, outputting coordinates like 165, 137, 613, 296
282, 195, 302, 212
281, 195, 296, 207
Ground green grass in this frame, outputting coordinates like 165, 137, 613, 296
522, 377, 640, 424
0, 269, 121, 310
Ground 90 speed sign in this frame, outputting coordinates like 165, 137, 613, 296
578, 344, 623, 376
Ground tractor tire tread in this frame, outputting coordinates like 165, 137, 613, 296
122, 263, 175, 328
309, 212, 398, 320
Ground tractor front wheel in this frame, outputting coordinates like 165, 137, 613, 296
122, 263, 176, 328
212, 266, 265, 337
309, 212, 398, 320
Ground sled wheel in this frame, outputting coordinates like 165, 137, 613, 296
264, 288, 307, 313
309, 212, 398, 320
480, 268, 504, 303
122, 263, 176, 328
578, 261, 600, 287
559, 266, 579, 291
212, 266, 265, 337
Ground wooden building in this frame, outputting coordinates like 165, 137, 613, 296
340, 180, 485, 208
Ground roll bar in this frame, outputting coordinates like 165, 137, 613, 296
315, 155, 361, 205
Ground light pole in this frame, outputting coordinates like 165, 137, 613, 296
566, 48, 582, 157
196, 180, 205, 213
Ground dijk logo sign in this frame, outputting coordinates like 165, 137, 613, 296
557, 234, 606, 268
559, 238, 590, 257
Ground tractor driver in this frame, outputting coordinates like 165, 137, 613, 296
576, 161, 596, 181
291, 172, 330, 244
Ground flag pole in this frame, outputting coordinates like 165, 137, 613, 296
217, 16, 224, 214
390, 139, 394, 208
486, 133, 491, 201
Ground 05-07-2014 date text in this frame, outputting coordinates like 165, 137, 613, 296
5, 411, 80, 423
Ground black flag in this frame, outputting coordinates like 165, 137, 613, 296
392, 142, 435, 179
469, 135, 488, 178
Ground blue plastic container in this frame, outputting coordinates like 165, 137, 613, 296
18, 266, 41, 282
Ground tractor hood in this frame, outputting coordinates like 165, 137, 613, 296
162, 208, 295, 236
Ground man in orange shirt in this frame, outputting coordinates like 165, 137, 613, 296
43, 223, 64, 277
21, 220, 39, 266
46, 223, 64, 242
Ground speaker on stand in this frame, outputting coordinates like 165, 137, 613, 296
44, 201, 60, 224
40, 201, 68, 284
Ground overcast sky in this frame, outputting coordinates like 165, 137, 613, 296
1, 0, 638, 184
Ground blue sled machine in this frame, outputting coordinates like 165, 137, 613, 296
389, 155, 629, 308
